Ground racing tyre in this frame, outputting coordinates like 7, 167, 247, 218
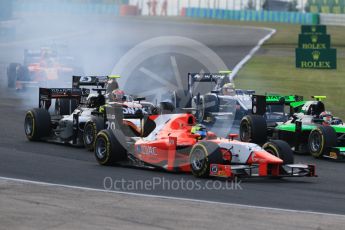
94, 129, 127, 166
175, 89, 191, 109
83, 118, 105, 151
192, 96, 205, 122
16, 65, 30, 81
240, 115, 267, 144
7, 63, 19, 88
308, 126, 337, 158
55, 98, 78, 115
24, 108, 51, 141
160, 101, 175, 113
263, 140, 294, 164
189, 141, 223, 178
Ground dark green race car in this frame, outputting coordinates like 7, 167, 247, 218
240, 95, 345, 160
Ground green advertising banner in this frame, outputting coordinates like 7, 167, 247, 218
301, 25, 327, 34
296, 48, 337, 69
298, 34, 331, 49
307, 0, 345, 14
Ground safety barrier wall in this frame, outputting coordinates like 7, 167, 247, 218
13, 1, 120, 15
181, 7, 320, 25
320, 13, 345, 25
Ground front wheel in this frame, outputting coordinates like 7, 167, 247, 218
308, 126, 337, 158
94, 129, 127, 166
263, 140, 294, 164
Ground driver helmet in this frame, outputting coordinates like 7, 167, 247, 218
111, 89, 125, 102
222, 82, 236, 96
106, 78, 119, 94
320, 111, 333, 124
191, 124, 207, 139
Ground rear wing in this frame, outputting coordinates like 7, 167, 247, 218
312, 96, 326, 101
187, 72, 227, 96
236, 89, 256, 95
252, 95, 303, 115
265, 95, 303, 104
38, 87, 87, 109
72, 76, 108, 88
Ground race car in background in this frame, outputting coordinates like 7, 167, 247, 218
7, 46, 83, 90
179, 72, 299, 125
93, 104, 316, 179
173, 72, 255, 123
240, 95, 345, 160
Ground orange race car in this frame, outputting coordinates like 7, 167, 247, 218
7, 47, 83, 90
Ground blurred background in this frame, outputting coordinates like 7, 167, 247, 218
0, 1, 344, 115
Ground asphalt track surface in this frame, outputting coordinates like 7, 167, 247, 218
0, 16, 344, 215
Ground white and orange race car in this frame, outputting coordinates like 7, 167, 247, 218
94, 106, 317, 179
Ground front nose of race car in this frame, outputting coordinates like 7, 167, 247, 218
248, 150, 283, 177
248, 150, 283, 164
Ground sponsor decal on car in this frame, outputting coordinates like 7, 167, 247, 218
123, 107, 148, 115
329, 152, 338, 159
137, 145, 157, 155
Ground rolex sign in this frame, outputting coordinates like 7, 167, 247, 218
296, 25, 337, 70
295, 48, 337, 69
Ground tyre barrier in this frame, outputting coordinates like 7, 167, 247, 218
13, 2, 120, 15
181, 8, 319, 25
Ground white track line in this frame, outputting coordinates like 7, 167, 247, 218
229, 28, 276, 81
1, 176, 344, 218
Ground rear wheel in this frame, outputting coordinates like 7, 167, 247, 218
263, 140, 294, 164
174, 89, 191, 110
83, 118, 104, 151
7, 63, 19, 88
16, 65, 30, 81
24, 108, 51, 141
192, 96, 205, 122
240, 115, 267, 145
189, 141, 223, 178
308, 126, 337, 158
94, 129, 127, 166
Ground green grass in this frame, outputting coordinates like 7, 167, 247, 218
232, 22, 345, 117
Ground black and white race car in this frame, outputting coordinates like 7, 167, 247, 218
24, 76, 108, 150
182, 72, 255, 123
24, 76, 172, 151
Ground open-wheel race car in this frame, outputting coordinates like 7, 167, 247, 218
93, 104, 316, 179
240, 95, 345, 160
175, 72, 298, 127
181, 72, 254, 123
7, 46, 83, 90
24, 75, 164, 150
24, 80, 106, 150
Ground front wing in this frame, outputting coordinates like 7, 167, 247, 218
209, 163, 316, 178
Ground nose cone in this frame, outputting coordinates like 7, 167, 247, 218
249, 151, 283, 164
